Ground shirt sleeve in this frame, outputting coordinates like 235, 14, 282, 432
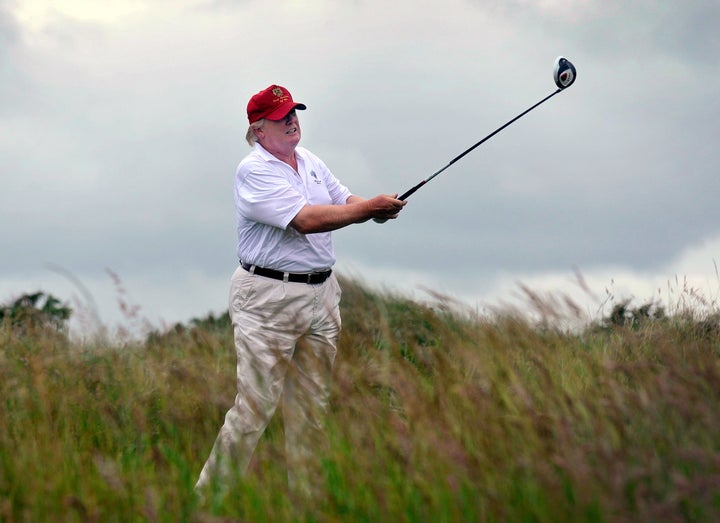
235, 161, 306, 230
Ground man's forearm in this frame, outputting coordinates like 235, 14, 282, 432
290, 201, 371, 234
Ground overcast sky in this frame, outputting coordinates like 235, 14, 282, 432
2, 0, 719, 337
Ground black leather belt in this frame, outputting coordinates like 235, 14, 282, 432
241, 262, 332, 284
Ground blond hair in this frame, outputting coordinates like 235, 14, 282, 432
245, 119, 265, 146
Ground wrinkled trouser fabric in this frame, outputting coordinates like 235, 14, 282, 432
195, 266, 341, 494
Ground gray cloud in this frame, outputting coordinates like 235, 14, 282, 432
0, 3, 19, 48
2, 0, 719, 331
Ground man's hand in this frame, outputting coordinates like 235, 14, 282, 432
365, 194, 407, 221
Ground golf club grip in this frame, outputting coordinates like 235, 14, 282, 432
399, 180, 426, 201
374, 182, 424, 224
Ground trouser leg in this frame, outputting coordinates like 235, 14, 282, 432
195, 344, 290, 490
196, 268, 297, 491
283, 276, 341, 495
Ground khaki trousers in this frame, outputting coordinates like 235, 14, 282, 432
195, 265, 342, 494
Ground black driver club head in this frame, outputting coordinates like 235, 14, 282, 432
554, 57, 577, 89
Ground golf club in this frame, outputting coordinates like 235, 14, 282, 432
375, 56, 576, 223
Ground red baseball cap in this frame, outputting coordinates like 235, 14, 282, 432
246, 85, 307, 124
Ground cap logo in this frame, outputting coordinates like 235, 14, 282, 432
271, 86, 290, 105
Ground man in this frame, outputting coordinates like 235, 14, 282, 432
195, 84, 406, 496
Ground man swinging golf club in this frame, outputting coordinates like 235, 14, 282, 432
195, 84, 406, 498
196, 57, 575, 499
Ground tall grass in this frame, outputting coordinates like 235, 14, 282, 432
1, 276, 719, 522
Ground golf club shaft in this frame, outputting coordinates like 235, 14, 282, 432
398, 87, 562, 201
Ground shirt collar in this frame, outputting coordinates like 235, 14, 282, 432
253, 142, 306, 161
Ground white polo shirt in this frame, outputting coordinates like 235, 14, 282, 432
234, 143, 352, 272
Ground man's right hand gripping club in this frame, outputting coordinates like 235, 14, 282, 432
366, 193, 406, 224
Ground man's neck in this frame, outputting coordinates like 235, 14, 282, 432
260, 142, 298, 171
